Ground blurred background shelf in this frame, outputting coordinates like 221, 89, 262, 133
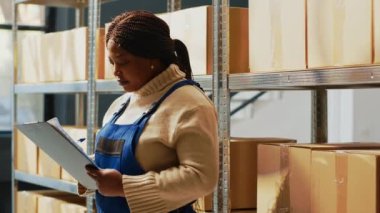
16, 66, 380, 93
14, 75, 213, 94
229, 66, 380, 90
15, 171, 77, 194
15, 81, 88, 94
15, 0, 113, 8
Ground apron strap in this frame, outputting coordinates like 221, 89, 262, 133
130, 79, 200, 152
110, 98, 131, 124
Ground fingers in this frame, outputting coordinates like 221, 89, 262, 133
86, 165, 102, 180
77, 182, 87, 194
78, 182, 86, 189
87, 171, 99, 180
85, 164, 98, 171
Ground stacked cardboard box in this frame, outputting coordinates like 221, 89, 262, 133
105, 6, 249, 78
375, 0, 380, 64
311, 150, 380, 213
40, 32, 63, 82
38, 149, 61, 179
196, 210, 257, 213
196, 137, 295, 212
307, 0, 372, 68
249, 0, 306, 72
257, 143, 380, 213
19, 27, 105, 83
15, 129, 38, 175
157, 6, 249, 75
249, 0, 377, 71
17, 191, 38, 213
19, 34, 41, 83
17, 190, 86, 213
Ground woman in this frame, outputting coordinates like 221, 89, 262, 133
78, 10, 218, 213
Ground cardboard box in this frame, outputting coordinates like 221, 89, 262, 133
158, 6, 249, 75
258, 143, 380, 213
104, 23, 113, 79
19, 34, 41, 83
61, 27, 105, 81
308, 0, 372, 68
17, 190, 86, 213
35, 190, 86, 213
311, 150, 380, 213
96, 28, 105, 80
195, 209, 256, 213
17, 191, 38, 213
38, 149, 61, 179
198, 138, 295, 211
39, 32, 63, 82
61, 27, 87, 82
15, 129, 38, 175
21, 28, 104, 83
60, 126, 87, 182
375, 0, 380, 64
60, 202, 87, 213
249, 0, 306, 72
257, 143, 293, 213
37, 195, 64, 213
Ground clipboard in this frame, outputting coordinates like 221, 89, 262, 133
16, 118, 98, 190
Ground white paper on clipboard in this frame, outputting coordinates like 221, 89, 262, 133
16, 117, 98, 190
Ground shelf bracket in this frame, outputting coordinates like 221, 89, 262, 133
230, 91, 266, 116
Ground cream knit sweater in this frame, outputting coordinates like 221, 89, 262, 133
94, 64, 218, 212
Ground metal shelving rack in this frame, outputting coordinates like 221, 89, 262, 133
14, 76, 213, 94
14, 0, 111, 8
11, 0, 380, 213
14, 65, 380, 92
11, 0, 102, 212
14, 171, 77, 194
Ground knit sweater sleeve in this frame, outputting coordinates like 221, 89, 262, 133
121, 105, 219, 213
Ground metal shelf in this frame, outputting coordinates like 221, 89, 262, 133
15, 171, 77, 194
193, 75, 212, 91
230, 65, 380, 90
15, 0, 113, 8
15, 81, 88, 94
15, 75, 213, 94
14, 66, 380, 94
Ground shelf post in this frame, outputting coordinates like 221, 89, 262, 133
75, 7, 85, 126
311, 89, 328, 143
87, 0, 101, 212
75, 7, 85, 28
212, 0, 230, 212
11, 1, 18, 212
167, 0, 181, 12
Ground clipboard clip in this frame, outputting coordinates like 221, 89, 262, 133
77, 138, 86, 143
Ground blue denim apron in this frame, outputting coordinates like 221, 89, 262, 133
95, 80, 198, 213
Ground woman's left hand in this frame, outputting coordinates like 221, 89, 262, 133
85, 165, 124, 197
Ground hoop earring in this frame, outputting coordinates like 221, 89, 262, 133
150, 65, 154, 71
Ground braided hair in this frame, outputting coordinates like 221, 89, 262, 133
106, 10, 193, 80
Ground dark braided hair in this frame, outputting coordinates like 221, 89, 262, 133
106, 10, 193, 80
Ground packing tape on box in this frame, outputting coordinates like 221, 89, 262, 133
271, 144, 290, 213
335, 152, 348, 213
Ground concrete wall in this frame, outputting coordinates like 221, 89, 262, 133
231, 89, 380, 143
231, 91, 312, 142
